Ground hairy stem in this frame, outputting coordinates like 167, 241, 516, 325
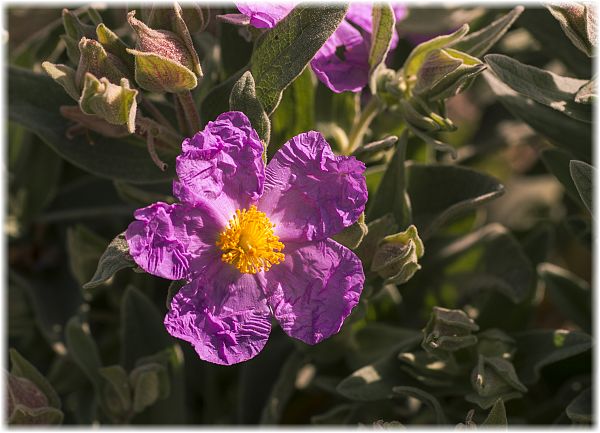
176, 90, 201, 136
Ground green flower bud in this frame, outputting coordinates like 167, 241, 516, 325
422, 307, 479, 357
371, 224, 424, 284
96, 23, 135, 72
468, 355, 527, 408
413, 48, 486, 101
76, 37, 131, 88
79, 74, 138, 133
127, 11, 199, 93
548, 3, 597, 57
61, 8, 97, 64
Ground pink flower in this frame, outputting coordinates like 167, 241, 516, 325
126, 112, 368, 365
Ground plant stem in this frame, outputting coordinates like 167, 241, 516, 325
347, 96, 384, 155
136, 115, 183, 154
176, 90, 201, 136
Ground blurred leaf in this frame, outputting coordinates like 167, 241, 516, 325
485, 54, 592, 123
250, 4, 348, 114
483, 70, 592, 163
83, 232, 135, 290
66, 225, 108, 287
538, 263, 591, 333
482, 398, 507, 426
513, 330, 592, 385
332, 213, 368, 250
121, 287, 186, 424
540, 148, 582, 204
229, 71, 271, 145
348, 323, 421, 368
114, 181, 175, 207
392, 386, 447, 424
65, 316, 103, 390
311, 404, 357, 424
519, 8, 591, 77
368, 4, 395, 93
565, 387, 592, 424
8, 66, 175, 183
435, 224, 534, 304
367, 130, 410, 225
406, 163, 504, 239
9, 349, 61, 409
547, 4, 596, 57
337, 353, 420, 401
569, 160, 593, 214
130, 363, 169, 413
98, 366, 132, 418
270, 68, 315, 156
260, 351, 307, 424
575, 78, 596, 104
9, 135, 63, 226
121, 286, 174, 370
452, 6, 524, 57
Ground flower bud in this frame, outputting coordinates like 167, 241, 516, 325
61, 8, 97, 63
41, 62, 79, 101
7, 373, 63, 425
79, 74, 138, 133
371, 224, 424, 284
469, 355, 527, 408
422, 307, 479, 357
127, 11, 200, 93
413, 48, 486, 101
548, 3, 597, 57
76, 37, 131, 88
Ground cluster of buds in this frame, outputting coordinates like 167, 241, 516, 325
42, 4, 208, 168
376, 25, 486, 137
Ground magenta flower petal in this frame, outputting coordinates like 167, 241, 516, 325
125, 202, 224, 281
310, 20, 370, 93
174, 111, 265, 220
165, 265, 271, 365
259, 131, 367, 242
264, 239, 364, 344
234, 2, 295, 28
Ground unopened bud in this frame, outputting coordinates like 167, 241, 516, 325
468, 355, 526, 408
79, 74, 138, 133
76, 37, 130, 87
371, 224, 424, 284
422, 307, 479, 357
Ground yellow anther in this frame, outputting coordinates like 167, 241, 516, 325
216, 205, 285, 274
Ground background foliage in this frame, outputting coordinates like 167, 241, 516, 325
7, 3, 593, 426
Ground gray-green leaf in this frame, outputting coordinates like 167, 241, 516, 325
569, 160, 593, 214
83, 232, 135, 290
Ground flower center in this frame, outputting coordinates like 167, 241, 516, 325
216, 205, 285, 274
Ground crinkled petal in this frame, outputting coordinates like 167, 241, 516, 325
264, 239, 364, 345
165, 264, 271, 365
174, 111, 265, 220
125, 202, 223, 281
235, 2, 295, 28
259, 131, 367, 242
310, 20, 370, 93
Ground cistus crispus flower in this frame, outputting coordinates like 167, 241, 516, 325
125, 111, 368, 365
232, 2, 407, 93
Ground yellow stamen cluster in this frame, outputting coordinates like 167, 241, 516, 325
216, 205, 285, 274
